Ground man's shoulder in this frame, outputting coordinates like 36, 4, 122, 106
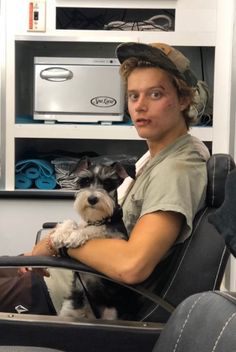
190, 135, 210, 161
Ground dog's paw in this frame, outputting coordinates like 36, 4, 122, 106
58, 219, 78, 232
62, 228, 88, 248
60, 299, 95, 319
50, 219, 79, 249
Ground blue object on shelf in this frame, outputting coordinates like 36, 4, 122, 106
15, 174, 33, 189
16, 115, 42, 124
15, 159, 54, 177
35, 176, 57, 190
15, 159, 57, 190
24, 166, 41, 179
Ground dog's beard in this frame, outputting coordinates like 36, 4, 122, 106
74, 188, 115, 222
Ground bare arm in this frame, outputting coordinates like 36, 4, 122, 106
67, 210, 184, 284
31, 211, 184, 284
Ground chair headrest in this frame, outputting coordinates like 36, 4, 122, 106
206, 153, 235, 208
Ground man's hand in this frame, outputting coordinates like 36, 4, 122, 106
18, 248, 51, 277
31, 234, 57, 256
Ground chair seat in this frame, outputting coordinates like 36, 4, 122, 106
153, 291, 236, 352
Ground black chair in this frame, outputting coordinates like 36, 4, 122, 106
144, 153, 235, 322
0, 153, 234, 351
153, 290, 236, 352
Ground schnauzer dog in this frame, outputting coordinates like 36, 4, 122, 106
49, 158, 139, 320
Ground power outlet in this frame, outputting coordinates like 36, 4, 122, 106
28, 0, 46, 32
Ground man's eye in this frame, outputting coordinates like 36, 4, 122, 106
128, 93, 138, 101
79, 177, 91, 188
151, 91, 162, 99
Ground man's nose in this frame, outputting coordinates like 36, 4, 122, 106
135, 96, 148, 112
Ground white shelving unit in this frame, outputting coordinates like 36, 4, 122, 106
15, 31, 216, 46
14, 123, 212, 141
1, 0, 234, 191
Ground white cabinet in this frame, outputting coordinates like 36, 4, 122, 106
1, 0, 235, 191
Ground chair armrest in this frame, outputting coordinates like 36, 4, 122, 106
0, 255, 174, 314
35, 222, 59, 244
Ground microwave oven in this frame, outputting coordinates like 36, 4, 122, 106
33, 57, 125, 123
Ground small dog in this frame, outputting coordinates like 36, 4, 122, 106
50, 158, 139, 320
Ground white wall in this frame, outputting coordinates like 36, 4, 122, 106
0, 198, 78, 255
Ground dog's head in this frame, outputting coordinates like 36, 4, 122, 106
72, 158, 134, 223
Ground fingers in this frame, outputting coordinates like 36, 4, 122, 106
32, 268, 50, 277
31, 235, 58, 256
18, 267, 50, 277
18, 267, 30, 275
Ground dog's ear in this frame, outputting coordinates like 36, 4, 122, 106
70, 157, 91, 175
113, 162, 136, 180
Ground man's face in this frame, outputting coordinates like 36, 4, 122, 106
127, 67, 188, 149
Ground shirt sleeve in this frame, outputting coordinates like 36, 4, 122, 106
140, 158, 207, 243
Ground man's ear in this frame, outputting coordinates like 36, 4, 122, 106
179, 96, 191, 112
113, 162, 136, 180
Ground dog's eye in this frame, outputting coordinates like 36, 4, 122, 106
103, 179, 117, 192
79, 177, 91, 188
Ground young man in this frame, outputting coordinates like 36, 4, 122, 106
0, 42, 210, 320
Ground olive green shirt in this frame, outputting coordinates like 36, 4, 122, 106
122, 134, 209, 244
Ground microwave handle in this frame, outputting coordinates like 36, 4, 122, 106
40, 67, 73, 82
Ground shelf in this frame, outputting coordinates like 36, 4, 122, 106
15, 31, 216, 46
14, 124, 213, 142
55, 0, 179, 8
0, 189, 75, 199
14, 123, 140, 140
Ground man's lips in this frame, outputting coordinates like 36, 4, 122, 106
135, 118, 151, 127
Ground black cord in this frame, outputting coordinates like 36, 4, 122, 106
121, 9, 127, 22
199, 47, 205, 81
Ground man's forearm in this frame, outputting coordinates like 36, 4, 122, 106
68, 237, 131, 282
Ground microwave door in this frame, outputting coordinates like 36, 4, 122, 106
34, 64, 124, 121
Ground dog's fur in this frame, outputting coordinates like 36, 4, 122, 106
50, 158, 139, 320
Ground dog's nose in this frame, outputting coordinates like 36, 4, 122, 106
88, 195, 99, 205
